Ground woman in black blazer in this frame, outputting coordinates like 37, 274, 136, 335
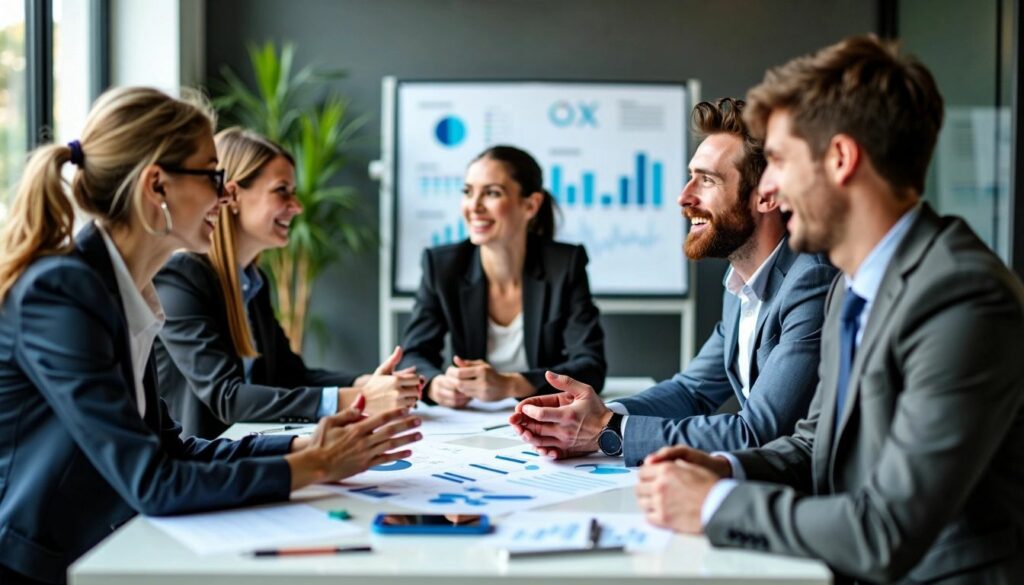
400, 145, 606, 408
155, 128, 420, 439
0, 89, 419, 585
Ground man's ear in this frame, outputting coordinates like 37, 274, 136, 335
827, 134, 861, 187
751, 186, 779, 215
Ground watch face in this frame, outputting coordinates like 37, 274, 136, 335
598, 428, 623, 456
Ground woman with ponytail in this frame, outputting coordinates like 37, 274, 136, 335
154, 127, 420, 439
399, 145, 606, 408
0, 88, 420, 585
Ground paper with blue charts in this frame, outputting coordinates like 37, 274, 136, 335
480, 511, 673, 553
327, 437, 637, 514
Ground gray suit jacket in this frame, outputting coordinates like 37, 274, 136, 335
617, 241, 836, 466
706, 205, 1024, 584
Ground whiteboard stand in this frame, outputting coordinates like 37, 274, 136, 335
373, 76, 698, 373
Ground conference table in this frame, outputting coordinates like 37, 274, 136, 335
70, 378, 832, 585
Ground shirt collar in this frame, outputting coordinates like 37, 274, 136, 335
725, 238, 786, 301
239, 263, 264, 305
95, 224, 165, 336
845, 202, 922, 304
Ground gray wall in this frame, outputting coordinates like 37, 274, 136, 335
206, 0, 876, 380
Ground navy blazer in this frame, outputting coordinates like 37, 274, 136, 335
0, 224, 292, 584
154, 253, 358, 439
399, 237, 607, 398
616, 240, 837, 465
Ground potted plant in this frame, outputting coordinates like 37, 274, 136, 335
212, 41, 371, 353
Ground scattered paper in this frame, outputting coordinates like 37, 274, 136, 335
415, 402, 514, 436
482, 512, 673, 553
326, 441, 636, 514
147, 502, 361, 556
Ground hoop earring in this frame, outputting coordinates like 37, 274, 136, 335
158, 201, 173, 236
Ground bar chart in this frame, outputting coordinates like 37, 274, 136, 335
550, 152, 665, 210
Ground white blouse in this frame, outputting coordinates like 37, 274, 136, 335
486, 313, 529, 373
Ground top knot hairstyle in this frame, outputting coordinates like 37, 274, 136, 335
744, 34, 944, 196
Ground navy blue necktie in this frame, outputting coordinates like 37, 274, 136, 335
835, 290, 867, 426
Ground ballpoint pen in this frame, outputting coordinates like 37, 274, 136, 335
252, 545, 373, 557
248, 425, 306, 436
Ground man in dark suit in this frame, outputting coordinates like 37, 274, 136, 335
510, 98, 836, 465
636, 35, 1024, 583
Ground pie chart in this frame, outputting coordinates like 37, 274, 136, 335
371, 460, 412, 472
435, 116, 466, 147
574, 463, 630, 475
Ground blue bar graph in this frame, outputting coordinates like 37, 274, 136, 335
582, 172, 595, 207
551, 166, 562, 201
636, 153, 646, 206
547, 152, 665, 209
431, 220, 467, 246
653, 162, 663, 207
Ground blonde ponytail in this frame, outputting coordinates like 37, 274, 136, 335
0, 145, 76, 300
0, 86, 216, 303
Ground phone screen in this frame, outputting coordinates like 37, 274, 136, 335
375, 514, 484, 527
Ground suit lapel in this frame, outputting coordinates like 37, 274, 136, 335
721, 263, 741, 384
75, 223, 149, 419
749, 241, 795, 380
522, 240, 547, 368
830, 205, 943, 462
459, 246, 488, 359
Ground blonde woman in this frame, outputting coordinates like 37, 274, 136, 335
154, 127, 420, 439
0, 88, 420, 585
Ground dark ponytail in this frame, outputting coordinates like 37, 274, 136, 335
472, 145, 557, 241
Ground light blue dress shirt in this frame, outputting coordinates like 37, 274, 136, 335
700, 204, 922, 527
239, 265, 337, 418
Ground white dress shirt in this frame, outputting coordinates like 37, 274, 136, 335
726, 240, 785, 398
700, 204, 922, 527
607, 239, 786, 452
97, 224, 166, 418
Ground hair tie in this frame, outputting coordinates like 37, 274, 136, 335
67, 140, 85, 167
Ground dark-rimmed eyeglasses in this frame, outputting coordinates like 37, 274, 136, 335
159, 165, 226, 195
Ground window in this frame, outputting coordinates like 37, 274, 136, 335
0, 2, 27, 208
53, 0, 100, 144
899, 0, 1014, 262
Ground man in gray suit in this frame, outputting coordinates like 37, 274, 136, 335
636, 36, 1024, 583
509, 98, 836, 466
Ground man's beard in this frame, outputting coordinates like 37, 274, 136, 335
684, 199, 755, 260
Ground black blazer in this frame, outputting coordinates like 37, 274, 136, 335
399, 237, 606, 398
0, 223, 292, 584
154, 253, 359, 439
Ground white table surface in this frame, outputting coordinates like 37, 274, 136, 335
70, 377, 832, 585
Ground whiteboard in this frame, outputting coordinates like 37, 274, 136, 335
392, 80, 689, 296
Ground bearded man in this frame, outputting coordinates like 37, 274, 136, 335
510, 98, 837, 465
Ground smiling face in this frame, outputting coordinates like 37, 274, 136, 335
760, 110, 848, 254
233, 155, 301, 254
679, 132, 756, 260
461, 157, 540, 248
160, 130, 228, 253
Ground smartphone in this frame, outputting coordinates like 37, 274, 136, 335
371, 513, 491, 535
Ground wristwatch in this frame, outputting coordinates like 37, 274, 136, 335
597, 413, 624, 457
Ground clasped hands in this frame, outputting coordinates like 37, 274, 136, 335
508, 370, 732, 534
427, 356, 533, 408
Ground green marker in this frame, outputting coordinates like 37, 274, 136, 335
327, 509, 351, 521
